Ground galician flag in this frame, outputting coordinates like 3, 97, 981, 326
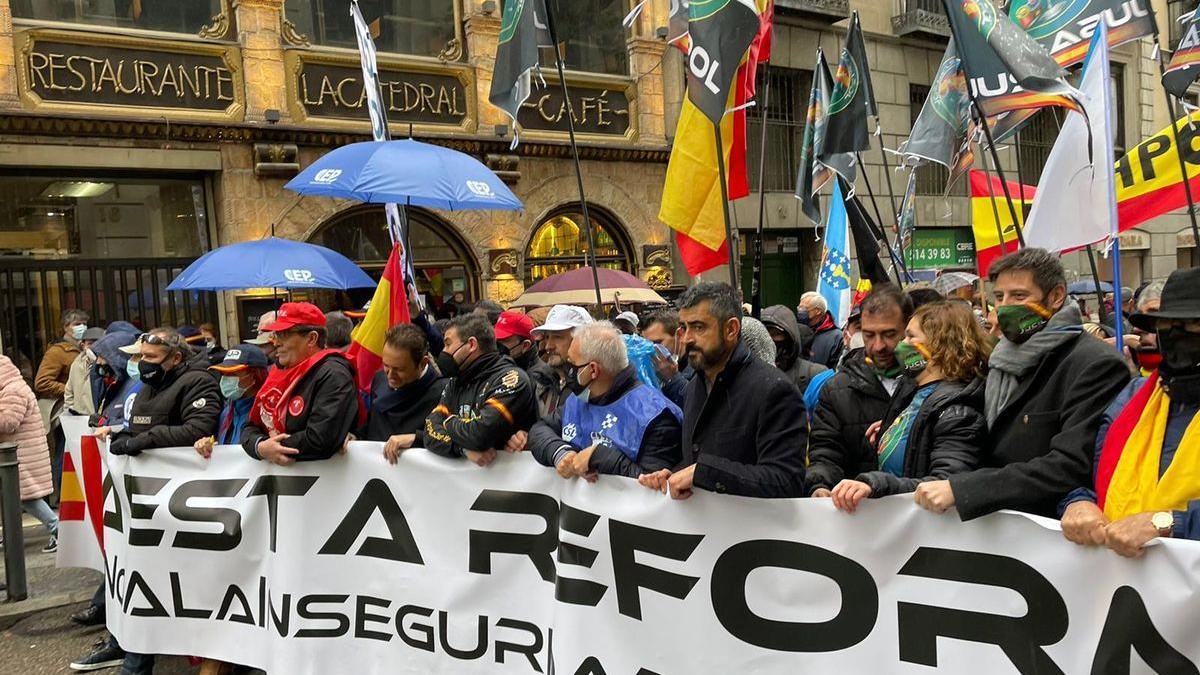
1024, 23, 1116, 253
818, 180, 852, 325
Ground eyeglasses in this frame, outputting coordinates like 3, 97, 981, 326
138, 332, 184, 350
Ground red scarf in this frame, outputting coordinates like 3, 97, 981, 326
250, 349, 362, 435
816, 312, 836, 333
1095, 373, 1158, 510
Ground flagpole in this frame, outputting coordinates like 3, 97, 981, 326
980, 160, 1010, 261
873, 124, 911, 282
1111, 240, 1125, 351
855, 153, 908, 285
714, 122, 740, 291
1083, 245, 1109, 325
751, 60, 772, 318
541, 0, 605, 310
1148, 19, 1200, 250
970, 97, 1027, 248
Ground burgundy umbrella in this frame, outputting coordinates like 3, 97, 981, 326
511, 267, 666, 308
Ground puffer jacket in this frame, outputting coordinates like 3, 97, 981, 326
761, 305, 828, 395
854, 378, 987, 497
0, 355, 53, 500
806, 348, 915, 495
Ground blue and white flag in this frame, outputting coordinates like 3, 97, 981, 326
351, 0, 422, 309
818, 180, 852, 325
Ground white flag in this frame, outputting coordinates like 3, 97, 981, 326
1023, 24, 1116, 253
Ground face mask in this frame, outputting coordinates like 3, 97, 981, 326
220, 376, 245, 401
894, 341, 931, 377
996, 302, 1053, 344
72, 324, 87, 341
435, 343, 467, 379
95, 362, 114, 379
138, 360, 167, 387
796, 311, 811, 327
865, 355, 902, 379
1158, 329, 1200, 404
849, 332, 865, 350
126, 359, 141, 380
497, 343, 511, 357
85, 348, 96, 361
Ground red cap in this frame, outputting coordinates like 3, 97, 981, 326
263, 302, 327, 332
494, 310, 534, 341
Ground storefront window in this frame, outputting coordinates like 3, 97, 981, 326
0, 174, 209, 259
546, 0, 630, 76
312, 206, 477, 315
285, 0, 456, 58
525, 207, 629, 284
12, 0, 225, 35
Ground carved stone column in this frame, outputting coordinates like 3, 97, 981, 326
464, 2, 504, 131
627, 37, 668, 147
234, 0, 287, 122
0, 1, 20, 106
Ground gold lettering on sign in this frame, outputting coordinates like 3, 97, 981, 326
523, 89, 629, 129
298, 67, 465, 119
28, 50, 234, 102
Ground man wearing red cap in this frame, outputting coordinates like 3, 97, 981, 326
240, 302, 363, 464
495, 310, 557, 417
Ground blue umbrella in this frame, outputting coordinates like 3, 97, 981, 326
284, 139, 523, 211
1068, 279, 1114, 295
167, 238, 376, 291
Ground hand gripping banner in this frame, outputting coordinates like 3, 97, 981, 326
60, 425, 1200, 674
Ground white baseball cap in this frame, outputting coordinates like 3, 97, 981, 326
615, 311, 639, 328
533, 305, 594, 333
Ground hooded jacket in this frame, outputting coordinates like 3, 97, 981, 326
89, 332, 140, 430
0, 355, 53, 501
680, 340, 808, 497
761, 305, 828, 395
854, 378, 987, 497
423, 351, 538, 457
807, 348, 916, 495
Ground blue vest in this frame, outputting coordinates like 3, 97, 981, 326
560, 383, 682, 461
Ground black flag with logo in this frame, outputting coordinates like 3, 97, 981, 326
841, 179, 892, 286
489, 0, 542, 142
686, 0, 761, 124
819, 12, 874, 184
1165, 8, 1200, 99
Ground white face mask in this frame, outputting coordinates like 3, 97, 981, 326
849, 332, 865, 350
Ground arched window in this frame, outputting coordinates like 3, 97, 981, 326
525, 206, 631, 284
309, 206, 478, 316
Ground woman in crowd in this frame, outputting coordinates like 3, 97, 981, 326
0, 354, 59, 552
193, 344, 270, 458
830, 301, 993, 513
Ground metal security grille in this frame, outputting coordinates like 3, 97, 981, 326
747, 67, 813, 193
0, 258, 216, 381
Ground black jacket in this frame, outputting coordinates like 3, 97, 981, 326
950, 333, 1131, 520
241, 353, 360, 461
115, 359, 221, 454
761, 305, 828, 395
514, 348, 563, 419
680, 341, 807, 497
855, 378, 987, 497
361, 366, 447, 441
807, 348, 915, 495
528, 366, 681, 477
422, 352, 538, 457
807, 312, 844, 370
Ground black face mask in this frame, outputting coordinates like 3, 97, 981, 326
435, 343, 467, 378
138, 360, 168, 388
95, 363, 114, 379
1159, 329, 1200, 404
774, 339, 797, 370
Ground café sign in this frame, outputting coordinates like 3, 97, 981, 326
16, 30, 244, 121
518, 78, 636, 140
285, 51, 472, 132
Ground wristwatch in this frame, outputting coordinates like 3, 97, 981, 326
1151, 511, 1175, 538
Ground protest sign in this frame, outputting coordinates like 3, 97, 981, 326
60, 429, 1200, 674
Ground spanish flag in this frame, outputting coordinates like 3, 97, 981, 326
346, 242, 411, 392
969, 170, 1033, 278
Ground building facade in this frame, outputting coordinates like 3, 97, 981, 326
0, 0, 686, 371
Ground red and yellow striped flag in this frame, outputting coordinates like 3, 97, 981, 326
346, 243, 411, 392
969, 170, 1033, 278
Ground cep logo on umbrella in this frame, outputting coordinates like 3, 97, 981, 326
466, 180, 495, 197
283, 269, 316, 284
313, 169, 343, 184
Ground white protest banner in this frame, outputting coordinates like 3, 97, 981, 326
62, 437, 1200, 674
57, 415, 106, 571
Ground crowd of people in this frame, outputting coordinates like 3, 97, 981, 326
0, 247, 1197, 673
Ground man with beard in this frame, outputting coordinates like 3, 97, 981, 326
241, 303, 362, 464
494, 310, 558, 417
423, 314, 537, 466
761, 305, 827, 395
530, 305, 594, 416
914, 248, 1129, 520
1059, 267, 1200, 553
807, 284, 916, 497
638, 282, 806, 499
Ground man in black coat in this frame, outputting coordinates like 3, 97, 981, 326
639, 282, 807, 498
807, 284, 915, 497
799, 292, 844, 369
362, 323, 448, 464
241, 303, 362, 464
423, 314, 538, 466
520, 321, 682, 478
915, 249, 1131, 520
